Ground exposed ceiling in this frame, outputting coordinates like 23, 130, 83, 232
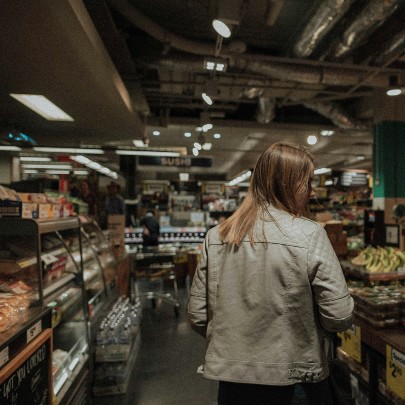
1, 0, 405, 180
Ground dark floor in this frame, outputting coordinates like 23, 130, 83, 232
94, 287, 218, 405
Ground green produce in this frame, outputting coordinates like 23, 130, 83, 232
350, 246, 405, 273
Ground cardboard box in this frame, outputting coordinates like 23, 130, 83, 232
324, 220, 343, 236
22, 203, 38, 219
38, 204, 53, 219
108, 215, 125, 246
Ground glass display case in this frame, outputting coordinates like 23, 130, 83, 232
0, 217, 89, 404
79, 215, 118, 318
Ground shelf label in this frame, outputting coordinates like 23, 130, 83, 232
386, 345, 405, 400
338, 324, 361, 363
26, 320, 42, 343
0, 346, 9, 367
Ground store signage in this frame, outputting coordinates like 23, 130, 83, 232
340, 172, 368, 187
139, 156, 212, 167
337, 324, 361, 363
204, 184, 223, 194
0, 329, 52, 405
386, 345, 405, 399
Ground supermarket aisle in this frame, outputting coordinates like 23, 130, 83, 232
127, 288, 218, 405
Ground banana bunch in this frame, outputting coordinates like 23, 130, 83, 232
351, 246, 405, 273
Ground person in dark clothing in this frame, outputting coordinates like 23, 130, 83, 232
140, 211, 160, 246
79, 180, 98, 219
105, 181, 126, 215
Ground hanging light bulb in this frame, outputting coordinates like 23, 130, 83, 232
212, 19, 231, 38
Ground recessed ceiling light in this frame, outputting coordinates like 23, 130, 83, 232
202, 93, 213, 105
387, 88, 402, 96
202, 143, 212, 150
192, 148, 199, 156
307, 135, 318, 145
184, 132, 192, 137
152, 130, 160, 136
320, 130, 334, 136
202, 123, 213, 132
10, 94, 74, 121
213, 133, 221, 139
194, 142, 202, 151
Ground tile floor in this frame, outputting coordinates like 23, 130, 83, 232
94, 288, 218, 405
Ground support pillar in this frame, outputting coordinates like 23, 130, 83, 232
373, 121, 405, 249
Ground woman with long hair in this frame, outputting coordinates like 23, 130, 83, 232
188, 143, 354, 404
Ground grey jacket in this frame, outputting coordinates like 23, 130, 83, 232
188, 206, 354, 385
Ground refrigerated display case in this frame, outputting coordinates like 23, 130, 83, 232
0, 217, 90, 404
79, 215, 118, 319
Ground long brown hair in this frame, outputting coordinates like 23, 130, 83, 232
219, 143, 314, 246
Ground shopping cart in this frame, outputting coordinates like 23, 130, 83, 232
133, 248, 180, 317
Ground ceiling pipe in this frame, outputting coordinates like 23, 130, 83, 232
371, 29, 405, 66
109, 0, 390, 129
328, 0, 400, 60
110, 0, 400, 87
303, 101, 369, 129
293, 0, 355, 58
108, 0, 239, 56
256, 97, 276, 124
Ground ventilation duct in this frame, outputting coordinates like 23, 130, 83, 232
108, 0, 245, 56
303, 101, 369, 129
256, 97, 276, 124
371, 29, 405, 66
293, 0, 355, 58
328, 0, 400, 60
234, 59, 389, 88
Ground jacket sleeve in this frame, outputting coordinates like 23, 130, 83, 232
308, 226, 354, 332
187, 235, 209, 337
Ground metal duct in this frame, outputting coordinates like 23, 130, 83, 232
108, 0, 237, 56
256, 97, 276, 124
234, 59, 389, 88
329, 0, 400, 60
293, 0, 355, 58
371, 29, 405, 65
303, 101, 368, 129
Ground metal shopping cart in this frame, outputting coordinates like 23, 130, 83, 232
132, 247, 180, 317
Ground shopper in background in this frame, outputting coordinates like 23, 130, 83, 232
188, 142, 354, 404
79, 179, 98, 219
105, 181, 126, 216
140, 211, 160, 247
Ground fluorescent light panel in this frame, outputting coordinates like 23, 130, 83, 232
314, 168, 331, 175
20, 156, 51, 162
116, 150, 180, 157
22, 164, 73, 170
70, 155, 118, 179
10, 94, 74, 121
46, 170, 70, 175
0, 146, 22, 151
228, 170, 252, 186
33, 147, 104, 154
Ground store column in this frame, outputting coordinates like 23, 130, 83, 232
373, 120, 405, 249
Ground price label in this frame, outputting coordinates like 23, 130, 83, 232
338, 324, 361, 363
386, 345, 405, 400
26, 320, 42, 343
